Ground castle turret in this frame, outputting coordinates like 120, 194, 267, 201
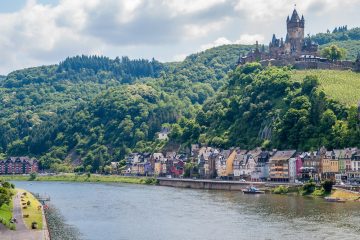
287, 8, 305, 55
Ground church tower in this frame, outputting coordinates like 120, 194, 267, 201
287, 9, 305, 55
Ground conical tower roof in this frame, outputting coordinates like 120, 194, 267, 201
290, 9, 300, 22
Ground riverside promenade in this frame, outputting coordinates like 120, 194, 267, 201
0, 192, 50, 240
157, 177, 306, 191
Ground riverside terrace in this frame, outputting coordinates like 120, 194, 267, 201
121, 146, 360, 183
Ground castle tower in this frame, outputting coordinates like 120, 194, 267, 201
287, 9, 305, 55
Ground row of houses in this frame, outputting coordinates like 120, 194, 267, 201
113, 151, 186, 177
194, 146, 360, 182
0, 157, 39, 174
121, 145, 360, 183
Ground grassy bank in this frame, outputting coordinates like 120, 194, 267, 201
0, 195, 15, 230
18, 189, 43, 230
0, 174, 158, 185
330, 188, 360, 201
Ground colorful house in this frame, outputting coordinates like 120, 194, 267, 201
269, 150, 296, 182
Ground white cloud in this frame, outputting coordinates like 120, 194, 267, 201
200, 37, 232, 50
184, 17, 230, 39
0, 0, 360, 74
164, 0, 227, 15
236, 34, 264, 45
173, 53, 188, 62
200, 34, 264, 51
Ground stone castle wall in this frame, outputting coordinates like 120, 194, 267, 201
259, 59, 359, 71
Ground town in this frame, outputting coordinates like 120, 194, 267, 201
116, 145, 360, 184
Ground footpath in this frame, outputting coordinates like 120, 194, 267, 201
0, 192, 49, 240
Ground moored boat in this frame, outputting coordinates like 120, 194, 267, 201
242, 186, 265, 194
324, 197, 346, 202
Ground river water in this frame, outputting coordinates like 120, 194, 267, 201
14, 181, 360, 240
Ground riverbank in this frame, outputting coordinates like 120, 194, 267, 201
330, 188, 360, 201
0, 174, 157, 185
17, 189, 43, 230
44, 205, 80, 240
0, 196, 15, 230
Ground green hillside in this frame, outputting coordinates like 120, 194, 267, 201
291, 70, 360, 106
0, 43, 360, 172
319, 40, 360, 61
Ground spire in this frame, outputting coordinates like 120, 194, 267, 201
301, 15, 305, 22
287, 15, 290, 22
272, 34, 276, 44
290, 8, 300, 22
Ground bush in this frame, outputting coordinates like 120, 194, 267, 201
144, 178, 158, 185
27, 201, 31, 206
321, 180, 334, 193
272, 185, 289, 194
301, 180, 316, 195
312, 188, 325, 196
29, 172, 37, 181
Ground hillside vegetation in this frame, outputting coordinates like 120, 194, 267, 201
0, 42, 360, 172
291, 70, 360, 106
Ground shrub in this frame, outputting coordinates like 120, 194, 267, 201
144, 177, 158, 185
312, 188, 325, 196
272, 185, 289, 194
321, 180, 334, 193
29, 172, 37, 181
27, 201, 31, 206
301, 180, 316, 195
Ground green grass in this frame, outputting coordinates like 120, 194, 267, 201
18, 189, 43, 230
0, 193, 15, 230
0, 174, 157, 185
291, 70, 360, 106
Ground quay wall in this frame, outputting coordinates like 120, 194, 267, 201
157, 178, 266, 191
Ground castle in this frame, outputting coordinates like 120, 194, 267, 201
239, 8, 360, 71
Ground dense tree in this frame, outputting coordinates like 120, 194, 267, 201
321, 45, 347, 61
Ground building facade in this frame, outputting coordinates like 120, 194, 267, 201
0, 157, 38, 174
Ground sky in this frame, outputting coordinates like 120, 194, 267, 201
0, 0, 360, 74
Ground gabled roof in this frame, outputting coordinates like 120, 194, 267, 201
270, 150, 296, 161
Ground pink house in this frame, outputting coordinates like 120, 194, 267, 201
295, 156, 303, 178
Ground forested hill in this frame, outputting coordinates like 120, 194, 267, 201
313, 26, 360, 60
0, 45, 253, 170
1, 42, 360, 172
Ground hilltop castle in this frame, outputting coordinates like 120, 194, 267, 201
239, 8, 360, 71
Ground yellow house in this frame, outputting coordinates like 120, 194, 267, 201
154, 162, 162, 175
320, 158, 331, 174
225, 150, 237, 177
330, 159, 339, 173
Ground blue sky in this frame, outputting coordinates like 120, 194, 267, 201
0, 0, 359, 74
0, 0, 57, 12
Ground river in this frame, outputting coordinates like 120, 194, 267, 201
14, 181, 360, 240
